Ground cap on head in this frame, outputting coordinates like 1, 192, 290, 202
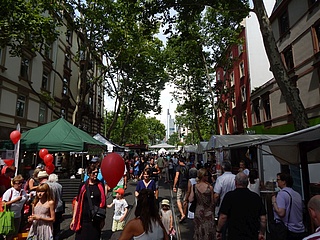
161, 199, 170, 206
115, 188, 125, 195
38, 171, 49, 179
90, 157, 100, 163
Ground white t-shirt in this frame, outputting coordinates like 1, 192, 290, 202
214, 171, 236, 207
113, 198, 128, 220
133, 220, 164, 240
2, 187, 28, 218
248, 178, 260, 196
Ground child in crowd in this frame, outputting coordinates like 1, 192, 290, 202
107, 188, 128, 232
160, 199, 173, 237
27, 183, 55, 240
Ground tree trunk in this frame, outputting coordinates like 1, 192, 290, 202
252, 0, 309, 131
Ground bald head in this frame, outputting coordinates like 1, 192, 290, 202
308, 195, 320, 212
235, 172, 248, 188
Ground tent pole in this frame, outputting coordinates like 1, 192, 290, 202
81, 153, 84, 168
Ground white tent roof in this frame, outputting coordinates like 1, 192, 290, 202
183, 145, 197, 153
149, 143, 175, 149
93, 133, 115, 152
205, 134, 278, 151
196, 141, 208, 154
253, 124, 320, 165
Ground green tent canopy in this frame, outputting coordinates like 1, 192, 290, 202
21, 118, 105, 152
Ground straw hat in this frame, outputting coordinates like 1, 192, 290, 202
161, 199, 170, 206
38, 171, 49, 178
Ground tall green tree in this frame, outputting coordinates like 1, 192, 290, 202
146, 0, 309, 131
103, 0, 168, 139
105, 111, 165, 145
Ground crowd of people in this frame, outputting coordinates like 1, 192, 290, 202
1, 153, 320, 240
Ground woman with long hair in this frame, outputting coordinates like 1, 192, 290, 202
135, 168, 156, 198
188, 168, 215, 240
27, 183, 55, 239
119, 189, 168, 240
70, 165, 106, 240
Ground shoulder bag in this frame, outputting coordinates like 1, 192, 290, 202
0, 203, 15, 235
85, 184, 106, 222
269, 190, 292, 240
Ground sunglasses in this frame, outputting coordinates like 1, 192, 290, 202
14, 182, 23, 185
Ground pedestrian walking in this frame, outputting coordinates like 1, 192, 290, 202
119, 189, 168, 240
173, 157, 189, 223
70, 165, 106, 240
216, 172, 266, 240
107, 188, 128, 232
160, 199, 173, 237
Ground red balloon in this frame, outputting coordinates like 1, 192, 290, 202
45, 164, 55, 174
10, 130, 21, 144
43, 154, 54, 165
39, 148, 49, 160
101, 153, 125, 188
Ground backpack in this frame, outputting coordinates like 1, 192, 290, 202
179, 166, 189, 189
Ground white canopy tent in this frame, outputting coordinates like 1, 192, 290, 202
149, 143, 176, 149
93, 133, 115, 152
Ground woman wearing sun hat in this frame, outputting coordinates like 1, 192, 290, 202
2, 174, 29, 240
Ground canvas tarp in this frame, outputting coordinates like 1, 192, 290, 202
93, 133, 126, 153
149, 143, 175, 149
205, 134, 278, 151
21, 118, 105, 152
254, 124, 320, 165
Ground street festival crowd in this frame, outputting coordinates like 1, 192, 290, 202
1, 153, 320, 240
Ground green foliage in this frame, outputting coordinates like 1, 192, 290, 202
167, 132, 180, 146
105, 111, 165, 145
0, 0, 62, 56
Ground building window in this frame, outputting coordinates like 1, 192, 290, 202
61, 108, 66, 118
313, 23, 320, 52
241, 85, 246, 102
231, 92, 236, 108
253, 99, 261, 123
283, 46, 294, 70
43, 42, 51, 59
242, 111, 248, 129
42, 71, 49, 90
219, 124, 223, 134
279, 11, 289, 36
62, 77, 69, 95
217, 72, 221, 81
64, 52, 71, 69
0, 47, 5, 68
20, 56, 30, 80
229, 51, 233, 59
16, 95, 26, 117
233, 116, 238, 132
238, 43, 243, 55
239, 61, 245, 78
225, 121, 230, 134
230, 72, 234, 86
262, 94, 272, 120
39, 102, 46, 123
66, 29, 72, 45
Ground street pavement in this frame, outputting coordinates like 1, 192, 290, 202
58, 178, 195, 240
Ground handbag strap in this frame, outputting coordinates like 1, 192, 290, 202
282, 189, 292, 226
85, 183, 94, 219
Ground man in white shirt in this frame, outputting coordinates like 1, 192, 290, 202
214, 161, 236, 240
